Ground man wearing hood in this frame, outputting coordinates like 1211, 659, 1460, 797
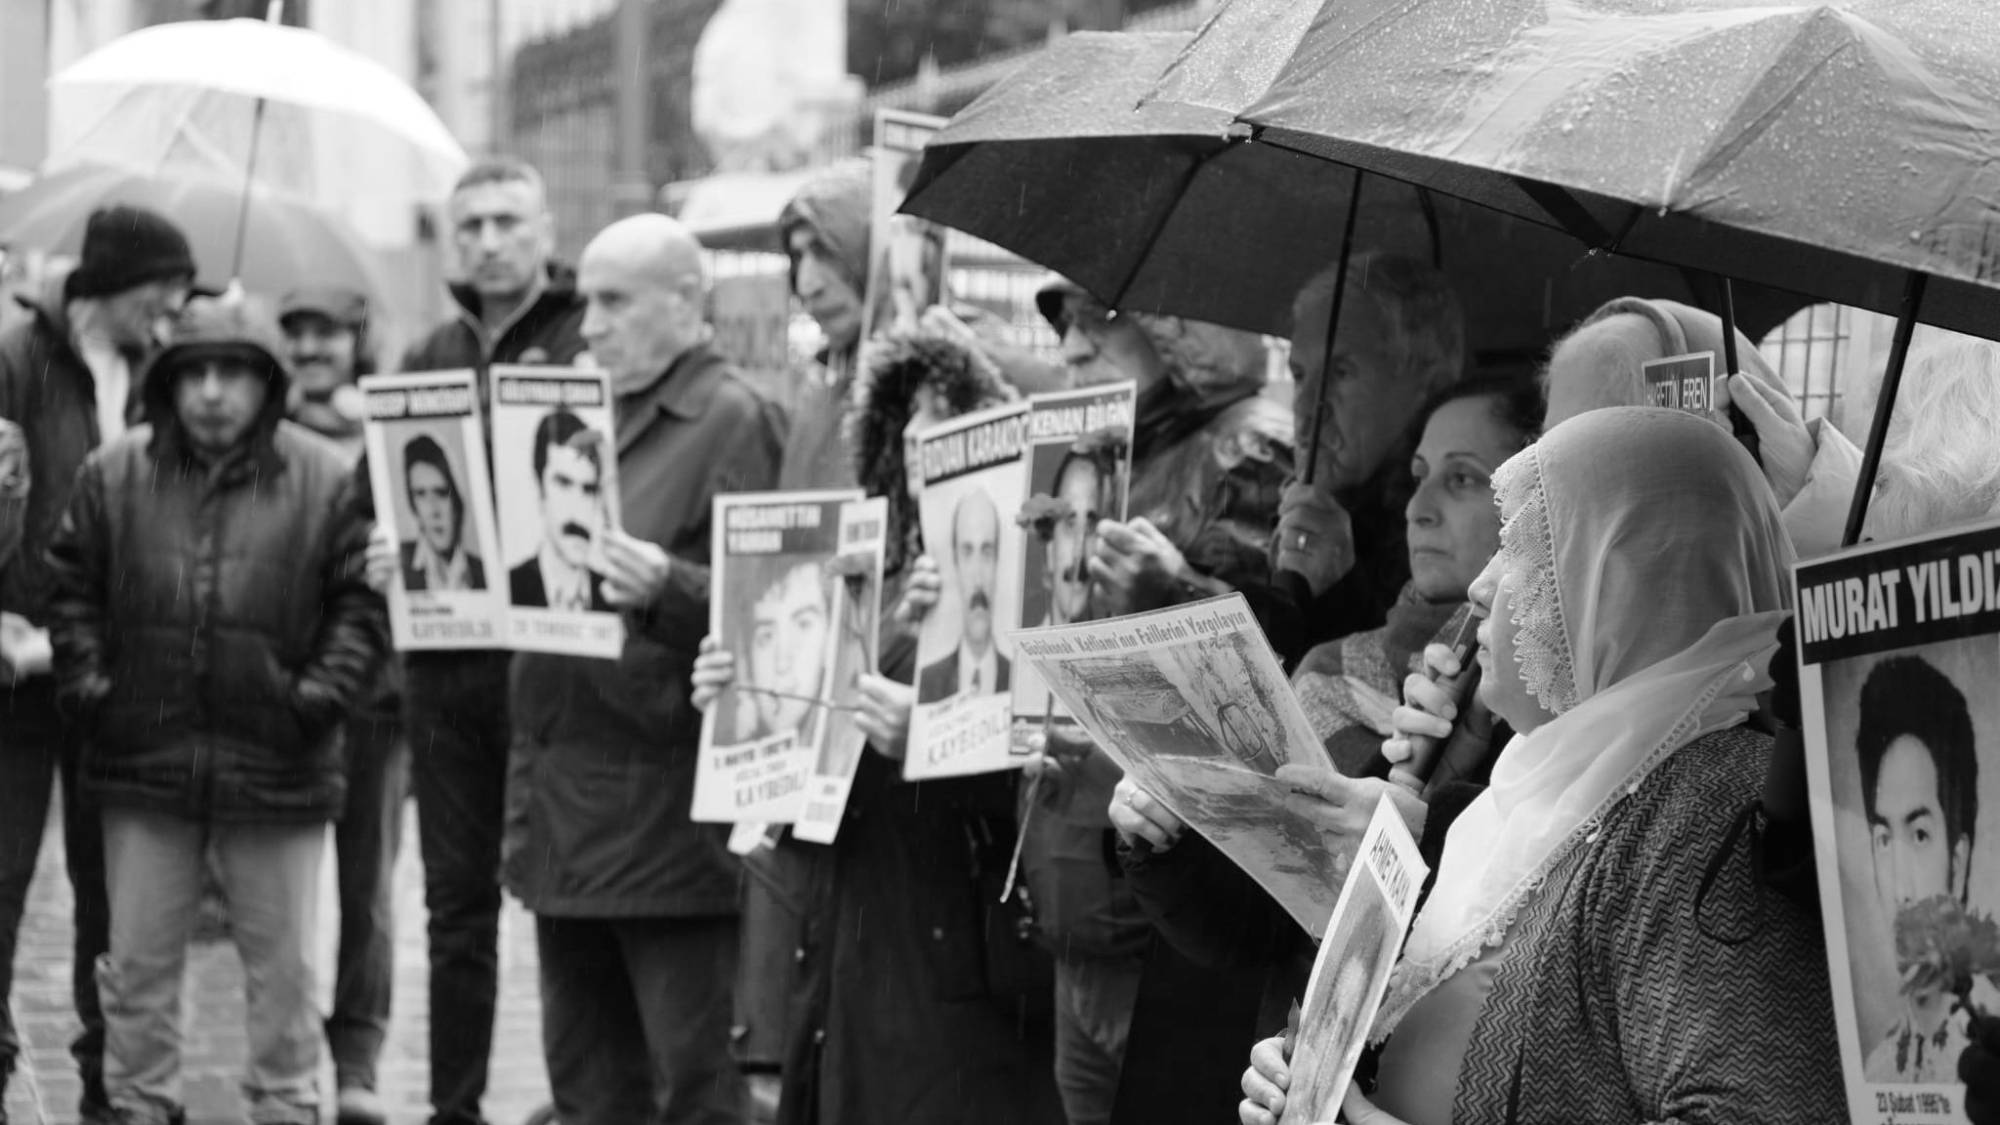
1025, 277, 1291, 1125
44, 296, 384, 1125
0, 204, 198, 1124
362, 156, 587, 1125
733, 163, 1062, 1098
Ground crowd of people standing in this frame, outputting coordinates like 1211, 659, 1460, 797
2, 130, 1999, 1125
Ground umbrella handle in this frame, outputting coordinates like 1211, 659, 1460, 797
1715, 276, 1762, 467
1841, 272, 1928, 548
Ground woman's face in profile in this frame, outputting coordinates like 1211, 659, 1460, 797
1468, 536, 1558, 734
1404, 395, 1519, 602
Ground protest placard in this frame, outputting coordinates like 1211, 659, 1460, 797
1014, 594, 1354, 935
693, 489, 863, 824
1795, 518, 2000, 1124
1282, 796, 1427, 1125
907, 400, 1029, 780
1012, 382, 1136, 753
860, 109, 949, 342
795, 497, 889, 844
360, 369, 506, 650
489, 366, 623, 658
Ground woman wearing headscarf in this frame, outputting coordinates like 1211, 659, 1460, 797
1240, 407, 1843, 1125
1107, 376, 1542, 1060
692, 332, 1062, 1125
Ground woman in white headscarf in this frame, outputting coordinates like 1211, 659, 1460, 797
1239, 407, 1842, 1125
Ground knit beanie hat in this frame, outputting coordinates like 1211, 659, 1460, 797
65, 205, 199, 300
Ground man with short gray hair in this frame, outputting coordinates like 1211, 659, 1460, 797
501, 213, 781, 1125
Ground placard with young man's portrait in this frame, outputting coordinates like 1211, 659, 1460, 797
361, 369, 506, 650
1796, 519, 2000, 1125
694, 489, 863, 824
490, 366, 624, 659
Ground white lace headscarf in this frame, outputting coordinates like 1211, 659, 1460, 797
1373, 407, 1795, 1038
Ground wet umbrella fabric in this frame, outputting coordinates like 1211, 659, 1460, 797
902, 30, 1808, 355
0, 165, 387, 308
1158, 0, 2000, 343
49, 17, 468, 206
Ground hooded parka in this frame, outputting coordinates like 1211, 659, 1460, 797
43, 299, 385, 823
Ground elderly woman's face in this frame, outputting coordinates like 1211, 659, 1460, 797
1405, 395, 1519, 602
1467, 527, 1558, 734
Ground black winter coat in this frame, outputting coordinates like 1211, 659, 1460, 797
45, 370, 384, 823
0, 272, 146, 626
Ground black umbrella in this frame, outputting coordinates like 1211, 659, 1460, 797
901, 31, 1810, 362
1156, 0, 2000, 540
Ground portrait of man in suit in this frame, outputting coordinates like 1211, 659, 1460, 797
508, 408, 610, 611
399, 433, 487, 592
917, 488, 1010, 702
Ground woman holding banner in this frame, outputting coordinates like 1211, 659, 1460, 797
1239, 408, 1842, 1125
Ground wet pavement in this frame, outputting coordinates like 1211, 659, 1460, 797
2, 799, 552, 1125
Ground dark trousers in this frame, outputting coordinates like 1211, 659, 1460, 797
0, 680, 107, 1107
537, 913, 744, 1125
325, 701, 409, 1092
404, 652, 510, 1125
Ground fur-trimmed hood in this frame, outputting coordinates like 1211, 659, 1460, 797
846, 333, 1016, 573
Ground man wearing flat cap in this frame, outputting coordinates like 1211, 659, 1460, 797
0, 204, 201, 1123
279, 284, 410, 1125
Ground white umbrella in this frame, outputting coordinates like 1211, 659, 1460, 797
46, 17, 468, 249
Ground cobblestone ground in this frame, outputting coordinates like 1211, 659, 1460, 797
2, 800, 553, 1125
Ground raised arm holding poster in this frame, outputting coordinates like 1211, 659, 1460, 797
361, 370, 507, 649
693, 489, 864, 824
489, 365, 624, 659
861, 109, 949, 342
1281, 796, 1427, 1125
1795, 518, 2000, 1125
1012, 382, 1136, 753
795, 496, 889, 844
907, 399, 1029, 781
1014, 594, 1354, 936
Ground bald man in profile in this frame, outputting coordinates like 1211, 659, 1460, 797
501, 213, 783, 1125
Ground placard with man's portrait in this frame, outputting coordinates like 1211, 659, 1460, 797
1796, 519, 2000, 1125
361, 369, 506, 650
490, 366, 624, 659
908, 400, 1028, 781
693, 489, 864, 824
1012, 382, 1135, 754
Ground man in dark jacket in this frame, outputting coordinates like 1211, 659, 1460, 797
500, 213, 781, 1125
0, 205, 198, 1124
281, 286, 406, 1125
44, 296, 384, 1125
360, 156, 586, 1125
1027, 276, 1290, 1125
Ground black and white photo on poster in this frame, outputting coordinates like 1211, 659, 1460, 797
1796, 518, 2000, 1124
1014, 594, 1355, 936
1011, 382, 1136, 753
908, 399, 1028, 781
359, 370, 506, 650
860, 109, 948, 342
1281, 797, 1427, 1125
796, 497, 890, 845
693, 489, 862, 824
489, 366, 624, 659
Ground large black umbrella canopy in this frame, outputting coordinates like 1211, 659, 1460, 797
902, 30, 1808, 356
1159, 0, 2000, 343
